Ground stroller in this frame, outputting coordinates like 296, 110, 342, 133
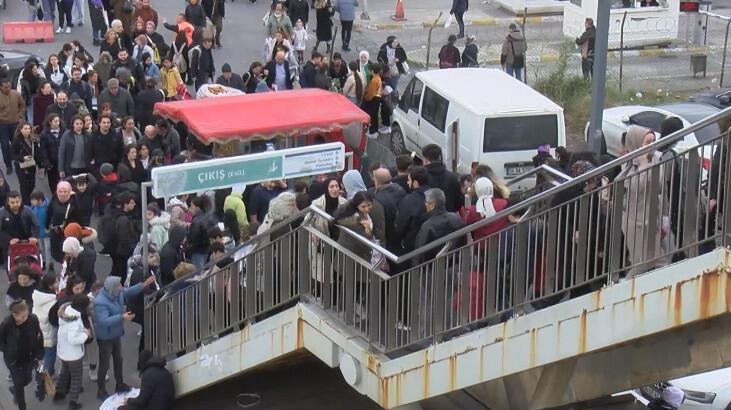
6, 241, 43, 281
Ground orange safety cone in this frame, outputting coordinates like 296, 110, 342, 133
392, 0, 407, 21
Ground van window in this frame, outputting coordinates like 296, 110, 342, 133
398, 80, 414, 112
410, 78, 423, 113
421, 87, 449, 132
483, 115, 559, 152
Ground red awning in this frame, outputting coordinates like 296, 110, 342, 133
153, 89, 370, 145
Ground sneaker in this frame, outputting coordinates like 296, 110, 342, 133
96, 389, 109, 401
64, 26, 71, 34
68, 401, 82, 410
88, 367, 97, 381
378, 126, 392, 134
115, 383, 131, 393
55, 27, 64, 33
366, 131, 378, 139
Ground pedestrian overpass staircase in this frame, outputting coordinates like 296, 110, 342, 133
144, 110, 731, 409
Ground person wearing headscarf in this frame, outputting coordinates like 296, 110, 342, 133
459, 177, 509, 243
62, 235, 96, 291
341, 169, 367, 200
336, 170, 386, 247
358, 50, 371, 86
309, 177, 347, 237
621, 125, 673, 279
93, 275, 155, 400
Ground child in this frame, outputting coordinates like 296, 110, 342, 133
30, 191, 51, 271
292, 19, 309, 65
66, 174, 98, 227
5, 264, 37, 310
97, 163, 118, 216
54, 294, 91, 410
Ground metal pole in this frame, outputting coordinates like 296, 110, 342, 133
619, 11, 627, 93
360, 0, 370, 20
142, 181, 152, 276
704, 12, 710, 45
722, 20, 731, 87
425, 12, 443, 71
588, 1, 611, 155
522, 7, 528, 83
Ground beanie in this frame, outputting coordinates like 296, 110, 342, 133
62, 237, 83, 258
221, 63, 232, 73
100, 163, 114, 176
64, 222, 93, 239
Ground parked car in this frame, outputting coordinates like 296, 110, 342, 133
0, 48, 43, 88
584, 105, 709, 163
638, 367, 731, 409
689, 88, 731, 110
656, 102, 723, 145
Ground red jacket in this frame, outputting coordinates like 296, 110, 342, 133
458, 198, 509, 243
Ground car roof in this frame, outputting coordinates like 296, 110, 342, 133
415, 68, 563, 116
670, 366, 731, 392
655, 102, 720, 122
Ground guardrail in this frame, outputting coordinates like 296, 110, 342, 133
145, 110, 731, 357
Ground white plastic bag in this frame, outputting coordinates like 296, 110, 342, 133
444, 13, 453, 28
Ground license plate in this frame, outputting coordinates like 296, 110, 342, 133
505, 164, 534, 177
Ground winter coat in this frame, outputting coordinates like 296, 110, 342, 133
160, 66, 183, 98
335, 213, 375, 261
56, 303, 88, 361
47, 197, 79, 262
98, 87, 135, 117
189, 46, 215, 84
68, 245, 97, 287
46, 103, 78, 129
135, 88, 164, 129
439, 44, 461, 69
132, 5, 159, 26
149, 212, 171, 249
288, 0, 310, 26
58, 129, 94, 176
160, 225, 185, 286
0, 206, 38, 252
267, 13, 294, 38
0, 313, 43, 366
92, 283, 144, 341
315, 5, 333, 42
32, 93, 55, 131
576, 25, 596, 59
377, 43, 408, 74
125, 356, 175, 410
394, 186, 429, 253
31, 289, 57, 347
373, 183, 406, 253
185, 2, 207, 28
414, 209, 463, 263
500, 30, 526, 67
202, 0, 225, 19
425, 162, 462, 213
458, 199, 509, 243
167, 197, 192, 229
216, 73, 245, 91
31, 198, 49, 239
92, 129, 124, 169
40, 127, 64, 169
461, 43, 479, 67
264, 60, 294, 90
223, 193, 249, 235
309, 194, 347, 236
450, 0, 468, 14
115, 209, 139, 258
334, 0, 357, 21
187, 210, 214, 255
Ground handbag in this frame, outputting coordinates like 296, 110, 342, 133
42, 370, 55, 397
18, 143, 36, 169
444, 13, 453, 28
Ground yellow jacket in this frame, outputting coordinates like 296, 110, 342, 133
160, 66, 182, 98
364, 74, 382, 102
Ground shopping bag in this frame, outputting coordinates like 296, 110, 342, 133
176, 83, 192, 100
43, 371, 55, 397
444, 13, 453, 28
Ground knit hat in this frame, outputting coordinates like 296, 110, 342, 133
62, 237, 83, 258
100, 163, 114, 176
221, 63, 232, 73
64, 222, 93, 239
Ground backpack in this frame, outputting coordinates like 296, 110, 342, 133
187, 45, 201, 67
172, 42, 187, 74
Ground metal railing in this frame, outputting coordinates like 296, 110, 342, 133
145, 109, 731, 358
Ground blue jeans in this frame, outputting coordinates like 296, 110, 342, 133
506, 64, 522, 82
0, 123, 17, 169
41, 0, 56, 22
191, 253, 208, 270
71, 0, 83, 24
388, 73, 400, 92
43, 346, 57, 375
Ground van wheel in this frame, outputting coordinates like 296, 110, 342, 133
390, 125, 406, 155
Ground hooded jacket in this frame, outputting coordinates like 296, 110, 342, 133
576, 25, 596, 59
425, 162, 462, 213
373, 183, 406, 253
167, 197, 192, 229
32, 288, 58, 347
394, 185, 429, 254
149, 211, 171, 249
93, 276, 144, 341
500, 30, 526, 67
414, 209, 464, 263
56, 303, 88, 361
160, 225, 186, 286
125, 354, 175, 410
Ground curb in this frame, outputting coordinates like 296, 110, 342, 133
355, 14, 562, 31
613, 45, 712, 57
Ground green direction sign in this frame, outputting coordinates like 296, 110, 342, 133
151, 142, 344, 198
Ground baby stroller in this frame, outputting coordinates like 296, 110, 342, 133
6, 241, 43, 281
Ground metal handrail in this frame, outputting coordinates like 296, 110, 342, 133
508, 164, 573, 186
393, 108, 731, 263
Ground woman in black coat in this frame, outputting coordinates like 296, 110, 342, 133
39, 114, 64, 194
314, 0, 334, 53
288, 0, 310, 28
450, 0, 469, 38
11, 123, 44, 205
118, 144, 148, 186
119, 351, 174, 410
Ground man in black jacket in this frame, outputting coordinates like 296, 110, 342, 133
421, 144, 462, 213
187, 195, 215, 269
119, 351, 174, 410
0, 300, 44, 410
575, 18, 596, 80
92, 114, 123, 170
45, 90, 78, 129
189, 38, 216, 92
61, 67, 94, 113
288, 0, 309, 29
0, 191, 38, 261
112, 192, 138, 283
159, 225, 185, 286
414, 188, 463, 263
110, 49, 145, 93
394, 166, 429, 256
134, 79, 164, 129
299, 52, 322, 88
372, 168, 406, 255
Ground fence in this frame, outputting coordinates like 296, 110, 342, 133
145, 109, 731, 358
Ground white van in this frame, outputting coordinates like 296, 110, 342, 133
390, 68, 567, 191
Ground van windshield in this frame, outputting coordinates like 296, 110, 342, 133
483, 115, 559, 152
